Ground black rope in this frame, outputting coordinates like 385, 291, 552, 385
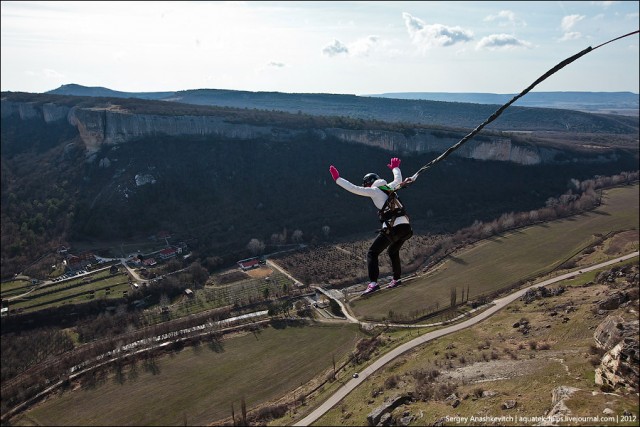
404, 29, 639, 185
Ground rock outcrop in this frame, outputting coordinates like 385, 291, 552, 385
366, 393, 412, 426
593, 315, 639, 392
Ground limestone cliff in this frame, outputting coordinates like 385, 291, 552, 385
0, 98, 569, 166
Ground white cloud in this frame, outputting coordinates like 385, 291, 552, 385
322, 39, 349, 57
267, 62, 285, 68
561, 14, 585, 32
402, 12, 473, 50
476, 34, 533, 51
483, 10, 526, 27
559, 14, 585, 42
322, 36, 380, 58
347, 35, 379, 57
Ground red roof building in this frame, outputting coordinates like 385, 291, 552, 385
159, 247, 178, 260
237, 258, 260, 271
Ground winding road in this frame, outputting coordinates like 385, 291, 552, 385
294, 251, 639, 426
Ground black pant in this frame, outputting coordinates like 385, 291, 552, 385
367, 223, 413, 282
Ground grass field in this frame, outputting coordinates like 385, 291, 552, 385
13, 322, 363, 426
312, 258, 640, 427
350, 184, 639, 322
6, 269, 132, 314
0, 279, 34, 299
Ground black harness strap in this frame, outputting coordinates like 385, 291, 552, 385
377, 186, 407, 229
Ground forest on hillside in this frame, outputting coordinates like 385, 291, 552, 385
2, 110, 638, 281
2, 90, 639, 279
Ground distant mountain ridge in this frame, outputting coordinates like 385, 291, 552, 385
366, 91, 639, 112
44, 84, 640, 131
48, 84, 639, 108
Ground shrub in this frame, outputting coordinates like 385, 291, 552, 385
384, 375, 399, 389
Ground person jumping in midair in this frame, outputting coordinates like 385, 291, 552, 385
329, 157, 413, 294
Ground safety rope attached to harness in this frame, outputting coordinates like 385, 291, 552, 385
402, 29, 639, 187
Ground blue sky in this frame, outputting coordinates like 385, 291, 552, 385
1, 1, 638, 95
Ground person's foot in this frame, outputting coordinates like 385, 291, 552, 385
362, 282, 379, 294
386, 279, 401, 289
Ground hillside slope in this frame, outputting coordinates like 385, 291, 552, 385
1, 92, 638, 280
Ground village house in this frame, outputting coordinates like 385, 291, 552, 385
237, 258, 260, 271
159, 247, 175, 260
158, 247, 178, 260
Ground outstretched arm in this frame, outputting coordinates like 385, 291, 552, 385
387, 157, 403, 189
329, 165, 378, 197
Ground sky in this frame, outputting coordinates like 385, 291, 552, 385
1, 1, 638, 95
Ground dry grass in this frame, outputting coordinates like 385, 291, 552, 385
246, 266, 273, 279
312, 257, 639, 426
13, 323, 364, 426
350, 184, 639, 322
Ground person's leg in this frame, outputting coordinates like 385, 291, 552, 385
387, 224, 413, 280
367, 232, 390, 283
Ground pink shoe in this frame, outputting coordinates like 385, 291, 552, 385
386, 279, 401, 289
362, 282, 379, 294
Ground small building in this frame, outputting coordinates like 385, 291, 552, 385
159, 247, 178, 260
185, 288, 194, 298
237, 258, 260, 271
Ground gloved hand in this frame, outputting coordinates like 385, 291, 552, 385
387, 157, 401, 169
329, 165, 340, 181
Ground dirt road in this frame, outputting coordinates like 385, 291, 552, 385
294, 251, 639, 426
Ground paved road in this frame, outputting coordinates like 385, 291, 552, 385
294, 251, 639, 426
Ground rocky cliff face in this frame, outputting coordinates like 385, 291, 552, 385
0, 98, 576, 166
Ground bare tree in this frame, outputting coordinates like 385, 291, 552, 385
292, 229, 304, 243
247, 238, 265, 255
241, 397, 247, 425
271, 232, 285, 245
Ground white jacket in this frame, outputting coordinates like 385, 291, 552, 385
335, 167, 410, 228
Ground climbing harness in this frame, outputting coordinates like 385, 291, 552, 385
401, 29, 640, 188
377, 185, 407, 228
377, 185, 408, 241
